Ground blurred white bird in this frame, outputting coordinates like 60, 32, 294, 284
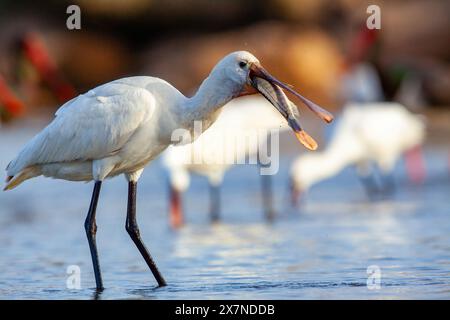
162, 95, 290, 227
290, 103, 425, 203
4, 51, 333, 291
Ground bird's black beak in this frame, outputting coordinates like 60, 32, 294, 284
248, 62, 334, 150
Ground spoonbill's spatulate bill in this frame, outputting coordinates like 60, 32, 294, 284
4, 51, 333, 291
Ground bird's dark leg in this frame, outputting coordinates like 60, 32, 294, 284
258, 135, 276, 220
355, 162, 380, 196
261, 173, 275, 221
381, 173, 396, 193
209, 183, 220, 223
84, 181, 104, 291
126, 181, 167, 287
358, 174, 380, 195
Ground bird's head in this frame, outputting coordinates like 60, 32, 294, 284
212, 51, 334, 150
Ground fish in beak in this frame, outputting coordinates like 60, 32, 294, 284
248, 63, 334, 150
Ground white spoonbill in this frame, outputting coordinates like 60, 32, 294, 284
163, 95, 290, 227
4, 51, 333, 291
290, 102, 425, 203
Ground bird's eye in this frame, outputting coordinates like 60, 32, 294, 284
239, 61, 247, 68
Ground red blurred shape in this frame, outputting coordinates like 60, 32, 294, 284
22, 32, 76, 103
0, 75, 25, 117
169, 186, 184, 229
348, 26, 379, 65
405, 145, 426, 184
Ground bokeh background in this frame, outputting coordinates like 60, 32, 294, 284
1, 0, 450, 116
0, 0, 449, 299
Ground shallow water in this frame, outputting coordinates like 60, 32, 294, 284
0, 122, 449, 299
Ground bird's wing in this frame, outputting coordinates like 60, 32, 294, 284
7, 82, 155, 176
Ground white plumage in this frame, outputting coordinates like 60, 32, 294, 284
163, 95, 288, 192
5, 77, 181, 186
4, 51, 332, 289
290, 103, 426, 192
5, 52, 263, 189
5, 52, 333, 192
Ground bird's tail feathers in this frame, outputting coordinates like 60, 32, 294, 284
3, 166, 40, 191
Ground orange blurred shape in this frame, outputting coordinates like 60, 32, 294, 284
0, 75, 25, 118
22, 32, 76, 102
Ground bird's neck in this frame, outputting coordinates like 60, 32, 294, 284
182, 75, 238, 130
304, 150, 350, 188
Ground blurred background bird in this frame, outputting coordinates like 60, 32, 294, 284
162, 96, 290, 228
290, 103, 426, 205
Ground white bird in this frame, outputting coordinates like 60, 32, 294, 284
162, 95, 289, 227
4, 51, 333, 291
290, 102, 425, 202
